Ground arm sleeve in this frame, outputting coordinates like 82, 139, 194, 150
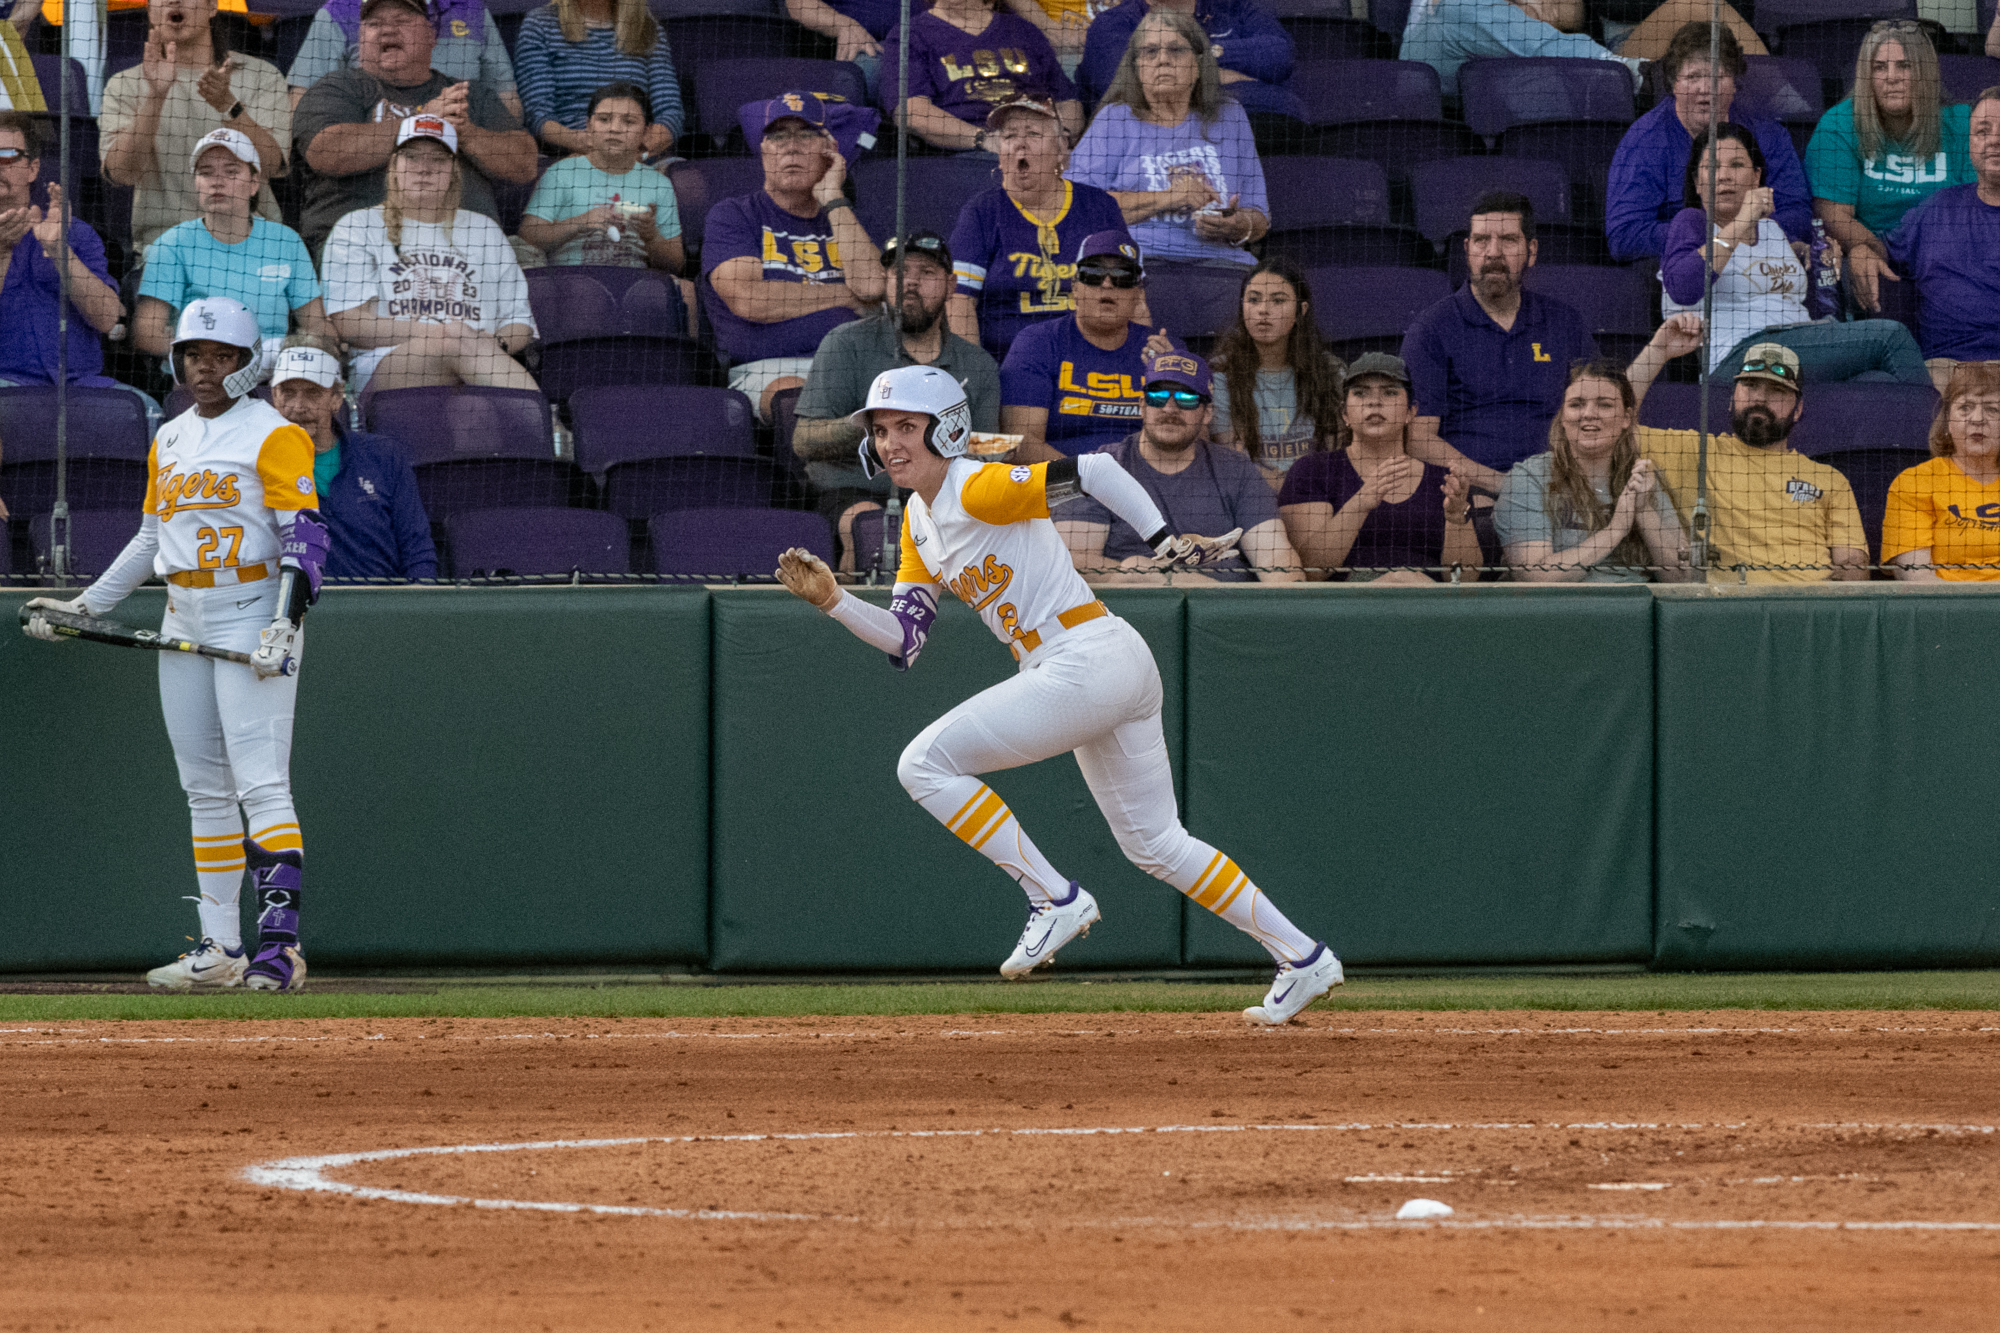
512, 12, 555, 134
480, 12, 518, 96
1072, 452, 1167, 539
1659, 207, 1717, 306
1759, 121, 1814, 243
1605, 122, 1672, 262
79, 514, 161, 615
1213, 1, 1294, 85
825, 587, 911, 653
392, 458, 438, 579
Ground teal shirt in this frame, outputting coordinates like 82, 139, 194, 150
314, 443, 342, 498
1804, 98, 1975, 236
138, 216, 321, 340
524, 157, 682, 269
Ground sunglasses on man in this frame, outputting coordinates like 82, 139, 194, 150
1075, 265, 1140, 289
1143, 386, 1207, 409
0, 147, 30, 163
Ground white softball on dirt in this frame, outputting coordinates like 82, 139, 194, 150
1396, 1198, 1454, 1220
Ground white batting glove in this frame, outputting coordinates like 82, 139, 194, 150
21, 595, 86, 642
1150, 528, 1243, 569
250, 616, 300, 678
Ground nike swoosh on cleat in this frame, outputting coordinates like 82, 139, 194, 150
1271, 982, 1295, 1004
1024, 925, 1057, 958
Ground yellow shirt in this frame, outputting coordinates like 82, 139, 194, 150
1639, 425, 1866, 584
1880, 455, 2000, 580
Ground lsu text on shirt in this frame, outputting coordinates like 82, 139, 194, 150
145, 397, 319, 576
1000, 317, 1172, 456
700, 189, 858, 361
1880, 455, 2000, 581
1639, 425, 1865, 584
897, 459, 1100, 648
949, 181, 1130, 360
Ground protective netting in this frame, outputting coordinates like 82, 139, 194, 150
2, 1, 1998, 587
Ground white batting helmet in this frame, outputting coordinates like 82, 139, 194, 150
852, 366, 973, 478
170, 297, 267, 400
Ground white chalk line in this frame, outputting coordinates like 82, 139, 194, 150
242, 1122, 2000, 1233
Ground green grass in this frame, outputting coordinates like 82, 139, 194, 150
5, 971, 2000, 1022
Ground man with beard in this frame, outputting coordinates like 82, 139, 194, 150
1402, 191, 1596, 478
1631, 340, 1868, 583
793, 229, 1001, 570
1057, 348, 1300, 585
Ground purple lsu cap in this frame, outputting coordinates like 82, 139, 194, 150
1143, 348, 1211, 398
762, 91, 829, 131
1075, 230, 1142, 271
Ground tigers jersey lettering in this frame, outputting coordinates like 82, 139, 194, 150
145, 397, 319, 577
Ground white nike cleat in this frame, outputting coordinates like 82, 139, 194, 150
1243, 944, 1344, 1026
145, 937, 248, 991
1000, 882, 1101, 979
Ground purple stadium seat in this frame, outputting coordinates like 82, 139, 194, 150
445, 507, 632, 578
29, 510, 142, 579
650, 506, 834, 580
693, 57, 868, 146
569, 384, 784, 516
0, 386, 151, 519
1755, 0, 1915, 35
1937, 55, 2000, 106
1775, 19, 1888, 102
1639, 382, 1937, 459
366, 386, 581, 518
769, 385, 808, 482
665, 15, 834, 120
1733, 55, 1826, 123
1369, 0, 1409, 40
1494, 121, 1626, 225
1261, 156, 1432, 268
1457, 57, 1636, 139
1257, 0, 1351, 15
1278, 15, 1393, 61
1410, 157, 1569, 246
1521, 263, 1655, 362
1637, 382, 1730, 434
1305, 264, 1449, 359
651, 0, 784, 17
854, 156, 1000, 247
1144, 262, 1251, 344
1292, 61, 1478, 193
846, 505, 895, 574
666, 157, 766, 253
524, 266, 702, 402
1819, 449, 1931, 563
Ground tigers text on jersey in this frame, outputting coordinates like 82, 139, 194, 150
145, 396, 319, 577
898, 459, 1099, 649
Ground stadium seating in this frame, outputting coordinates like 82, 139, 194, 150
854, 157, 999, 247
692, 56, 869, 155
1522, 263, 1656, 364
1457, 56, 1636, 139
1306, 265, 1450, 361
1639, 382, 1938, 460
1936, 55, 2000, 107
1260, 157, 1433, 270
367, 386, 582, 523
1277, 14, 1394, 61
525, 266, 705, 403
650, 505, 833, 580
1144, 263, 1250, 346
666, 157, 767, 254
1410, 157, 1569, 246
667, 14, 835, 141
1292, 60, 1480, 193
1818, 448, 1931, 563
445, 507, 632, 578
0, 387, 151, 522
570, 384, 785, 518
28, 509, 142, 579
1773, 18, 1891, 104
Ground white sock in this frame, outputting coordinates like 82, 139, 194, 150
190, 821, 245, 951
916, 778, 1069, 906
1171, 844, 1316, 964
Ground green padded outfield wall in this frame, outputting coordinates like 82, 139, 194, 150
707, 588, 1187, 972
0, 587, 711, 970
1181, 586, 1656, 968
1654, 587, 2000, 970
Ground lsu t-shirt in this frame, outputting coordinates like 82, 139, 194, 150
1880, 454, 2000, 580
950, 181, 1130, 360
1803, 98, 1974, 237
1639, 425, 1865, 583
138, 217, 321, 342
999, 317, 1168, 456
525, 156, 682, 268
700, 189, 859, 362
883, 10, 1076, 126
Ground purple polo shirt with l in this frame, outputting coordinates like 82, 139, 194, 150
1401, 284, 1597, 473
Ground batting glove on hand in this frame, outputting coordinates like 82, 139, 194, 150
776, 546, 841, 611
21, 595, 86, 642
250, 616, 300, 679
1150, 528, 1243, 569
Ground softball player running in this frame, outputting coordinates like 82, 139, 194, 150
777, 364, 1343, 1025
23, 298, 329, 992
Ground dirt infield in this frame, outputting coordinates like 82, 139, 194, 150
7, 1010, 2000, 1331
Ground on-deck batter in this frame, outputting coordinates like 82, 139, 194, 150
775, 362, 1344, 1025
23, 298, 331, 993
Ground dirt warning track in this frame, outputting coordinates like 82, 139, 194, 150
6, 1011, 2000, 1331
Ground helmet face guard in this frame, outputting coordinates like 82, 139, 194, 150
169, 297, 267, 401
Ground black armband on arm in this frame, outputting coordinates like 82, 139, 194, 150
1045, 457, 1083, 508
1144, 525, 1173, 554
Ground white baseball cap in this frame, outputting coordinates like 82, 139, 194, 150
271, 345, 344, 389
395, 113, 459, 155
190, 127, 260, 174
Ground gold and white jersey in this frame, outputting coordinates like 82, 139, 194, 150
898, 459, 1100, 649
145, 396, 319, 577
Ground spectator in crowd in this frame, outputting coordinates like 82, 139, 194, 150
287, 0, 519, 118
785, 0, 894, 101
1662, 124, 1929, 385
882, 0, 1082, 151
1606, 21, 1807, 263
1808, 21, 1972, 316
295, 0, 537, 258
1208, 259, 1340, 485
794, 230, 1001, 571
520, 81, 682, 272
1067, 8, 1266, 270
703, 93, 885, 422
1078, 0, 1297, 120
1497, 347, 1693, 583
1401, 0, 1648, 100
133, 128, 332, 357
1629, 337, 1868, 583
1576, 1, 1763, 63
1058, 348, 1301, 583
269, 333, 438, 580
947, 94, 1129, 360
1883, 90, 2000, 383
1403, 191, 1597, 477
0, 115, 141, 414
1884, 360, 2000, 583
513, 0, 681, 159
1000, 0, 1091, 74
322, 114, 538, 395
1277, 354, 1479, 583
101, 0, 290, 256
999, 230, 1174, 457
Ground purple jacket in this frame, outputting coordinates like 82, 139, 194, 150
1605, 99, 1810, 262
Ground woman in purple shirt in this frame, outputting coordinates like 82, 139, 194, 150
882, 0, 1083, 150
1277, 353, 1481, 584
